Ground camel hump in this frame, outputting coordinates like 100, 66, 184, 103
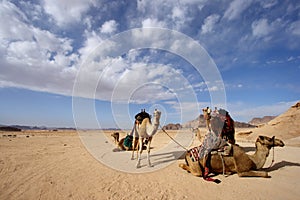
142, 117, 150, 122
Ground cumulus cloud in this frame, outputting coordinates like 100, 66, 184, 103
142, 18, 166, 28
100, 20, 118, 34
1, 0, 299, 110
42, 0, 94, 27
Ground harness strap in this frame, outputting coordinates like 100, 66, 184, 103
219, 154, 226, 177
267, 137, 275, 168
160, 126, 188, 151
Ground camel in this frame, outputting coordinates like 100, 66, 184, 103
111, 132, 140, 158
179, 135, 285, 178
133, 109, 161, 168
111, 132, 119, 144
191, 128, 202, 143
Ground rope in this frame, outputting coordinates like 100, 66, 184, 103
160, 126, 189, 151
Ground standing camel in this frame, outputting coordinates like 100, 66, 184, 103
179, 135, 284, 178
133, 109, 161, 168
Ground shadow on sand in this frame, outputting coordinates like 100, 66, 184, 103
150, 150, 187, 166
264, 160, 300, 172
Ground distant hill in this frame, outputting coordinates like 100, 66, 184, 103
182, 114, 206, 128
182, 114, 255, 129
248, 116, 276, 125
0, 125, 76, 131
162, 123, 182, 130
241, 101, 300, 146
0, 126, 22, 132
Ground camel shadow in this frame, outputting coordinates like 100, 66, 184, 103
264, 160, 300, 172
150, 150, 187, 166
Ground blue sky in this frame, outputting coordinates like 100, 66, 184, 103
0, 0, 299, 129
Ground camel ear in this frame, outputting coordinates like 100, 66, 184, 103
257, 136, 266, 144
258, 136, 264, 140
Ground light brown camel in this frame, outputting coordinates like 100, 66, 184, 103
179, 135, 284, 178
191, 128, 202, 143
134, 109, 161, 168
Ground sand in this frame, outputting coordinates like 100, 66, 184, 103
0, 129, 300, 200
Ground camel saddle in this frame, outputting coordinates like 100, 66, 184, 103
189, 144, 232, 162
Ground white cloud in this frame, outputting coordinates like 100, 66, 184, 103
42, 0, 94, 27
260, 0, 278, 9
100, 20, 118, 34
223, 0, 253, 21
172, 7, 185, 20
201, 14, 220, 34
0, 1, 80, 96
78, 30, 103, 61
251, 18, 273, 38
142, 18, 166, 28
0, 1, 33, 41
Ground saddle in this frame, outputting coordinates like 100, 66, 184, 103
188, 144, 232, 162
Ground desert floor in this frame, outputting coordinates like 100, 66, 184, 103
0, 129, 300, 200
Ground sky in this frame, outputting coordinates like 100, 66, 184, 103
0, 0, 299, 129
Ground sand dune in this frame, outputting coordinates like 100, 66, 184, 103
237, 101, 300, 147
0, 128, 300, 199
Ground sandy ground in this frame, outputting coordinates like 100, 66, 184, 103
1, 129, 300, 200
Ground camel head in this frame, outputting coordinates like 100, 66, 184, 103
152, 109, 161, 124
256, 135, 285, 149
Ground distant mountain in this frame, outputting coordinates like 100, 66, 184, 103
248, 116, 276, 126
0, 125, 75, 131
241, 101, 300, 146
182, 114, 205, 128
182, 114, 255, 129
162, 123, 182, 130
0, 126, 22, 132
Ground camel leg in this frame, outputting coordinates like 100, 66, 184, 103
136, 138, 143, 168
131, 137, 137, 160
238, 171, 270, 178
179, 153, 202, 177
146, 137, 153, 167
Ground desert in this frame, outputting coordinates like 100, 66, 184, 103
1, 102, 300, 200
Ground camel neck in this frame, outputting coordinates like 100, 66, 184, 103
249, 142, 270, 169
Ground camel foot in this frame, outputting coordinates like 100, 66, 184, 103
179, 163, 191, 173
136, 161, 141, 168
148, 162, 153, 167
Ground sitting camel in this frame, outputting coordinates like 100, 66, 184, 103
111, 132, 119, 144
134, 109, 161, 168
179, 135, 284, 178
